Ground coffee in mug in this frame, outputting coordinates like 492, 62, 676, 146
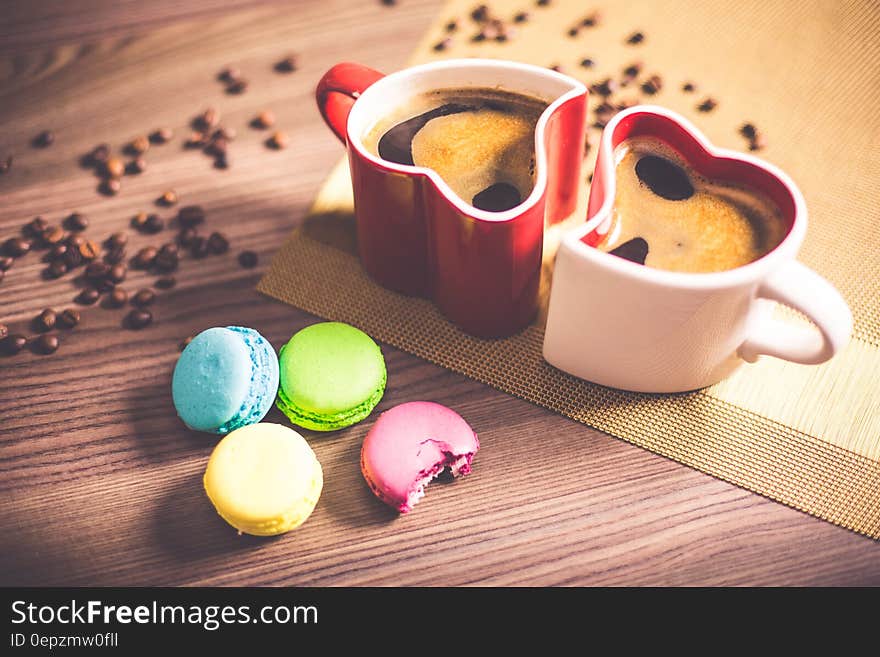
599, 135, 787, 273
364, 88, 548, 212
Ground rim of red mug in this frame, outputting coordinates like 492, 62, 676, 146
344, 58, 588, 224
563, 104, 809, 290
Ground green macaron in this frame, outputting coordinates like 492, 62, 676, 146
276, 322, 386, 431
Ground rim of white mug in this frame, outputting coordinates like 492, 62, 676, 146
345, 58, 587, 224
563, 104, 808, 291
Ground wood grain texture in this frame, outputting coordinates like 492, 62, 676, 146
0, 0, 878, 587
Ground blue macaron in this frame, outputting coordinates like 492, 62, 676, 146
172, 326, 279, 435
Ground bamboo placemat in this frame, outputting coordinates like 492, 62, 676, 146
260, 0, 880, 538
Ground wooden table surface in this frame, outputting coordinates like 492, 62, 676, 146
1, 0, 877, 587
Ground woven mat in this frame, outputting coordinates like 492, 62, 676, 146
260, 0, 880, 538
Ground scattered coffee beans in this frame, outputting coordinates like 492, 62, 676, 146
127, 309, 153, 330
33, 130, 54, 148
158, 190, 178, 207
100, 178, 121, 196
106, 287, 128, 308
57, 309, 80, 329
150, 128, 174, 144
133, 246, 158, 269
177, 206, 205, 227
267, 131, 289, 149
104, 156, 125, 179
126, 157, 147, 175
132, 288, 156, 307
156, 276, 176, 289
0, 324, 7, 340
682, 82, 696, 93
0, 256, 12, 270
238, 250, 258, 268
226, 79, 248, 94
34, 308, 56, 332
697, 97, 718, 112
2, 334, 27, 355
32, 333, 59, 355
65, 212, 88, 232
4, 237, 31, 257
129, 135, 150, 155
626, 31, 645, 44
207, 232, 229, 254
179, 336, 194, 351
274, 55, 298, 73
76, 288, 100, 305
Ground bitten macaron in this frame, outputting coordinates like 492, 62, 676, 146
204, 423, 323, 536
172, 326, 279, 434
361, 401, 479, 513
276, 322, 386, 431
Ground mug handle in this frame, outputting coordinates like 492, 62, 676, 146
316, 62, 385, 144
738, 260, 852, 364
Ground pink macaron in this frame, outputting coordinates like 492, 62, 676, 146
360, 401, 479, 513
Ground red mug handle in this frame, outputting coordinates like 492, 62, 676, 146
316, 62, 386, 144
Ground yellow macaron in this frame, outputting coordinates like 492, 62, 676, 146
204, 423, 323, 536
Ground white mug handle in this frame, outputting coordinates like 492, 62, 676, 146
739, 260, 852, 364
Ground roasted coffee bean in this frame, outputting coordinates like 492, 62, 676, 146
641, 74, 663, 95
106, 232, 128, 249
158, 190, 178, 207
33, 333, 59, 355
34, 308, 56, 332
65, 212, 88, 232
126, 157, 147, 174
76, 288, 100, 305
100, 178, 121, 196
0, 324, 7, 340
580, 57, 595, 68
85, 261, 110, 280
609, 237, 649, 265
105, 287, 128, 308
238, 250, 258, 268
446, 18, 460, 31
0, 155, 11, 174
57, 308, 80, 329
150, 128, 174, 144
697, 97, 718, 112
108, 264, 127, 284
190, 236, 209, 258
132, 288, 156, 307
204, 137, 228, 157
635, 155, 694, 201
4, 237, 31, 257
186, 131, 210, 148
154, 250, 178, 274
197, 108, 220, 129
207, 232, 229, 254
25, 216, 49, 237
513, 11, 529, 22
740, 123, 757, 139
177, 227, 199, 247
133, 246, 158, 269
434, 37, 452, 51
159, 243, 179, 257
627, 31, 645, 44
267, 131, 289, 149
127, 309, 153, 330
49, 243, 68, 260
144, 214, 165, 234
226, 79, 248, 94
177, 206, 205, 228
156, 276, 176, 289
41, 226, 66, 246
33, 130, 54, 148
63, 248, 82, 269
0, 255, 13, 270
89, 143, 111, 165
623, 62, 642, 78
253, 110, 275, 129
582, 11, 601, 26
179, 336, 194, 351
748, 133, 767, 151
47, 260, 68, 278
2, 334, 28, 355
536, 0, 551, 6
590, 78, 618, 97
67, 234, 85, 248
129, 135, 150, 154
218, 66, 240, 83
567, 26, 579, 37
682, 81, 696, 93
104, 156, 125, 179
79, 240, 101, 261
214, 154, 230, 170
274, 54, 298, 73
471, 4, 489, 20
131, 212, 149, 229
104, 246, 126, 265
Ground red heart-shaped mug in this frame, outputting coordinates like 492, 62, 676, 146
317, 59, 588, 337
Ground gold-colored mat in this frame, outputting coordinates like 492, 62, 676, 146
259, 0, 880, 538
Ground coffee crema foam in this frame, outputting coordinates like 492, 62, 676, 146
599, 136, 787, 273
364, 88, 548, 212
